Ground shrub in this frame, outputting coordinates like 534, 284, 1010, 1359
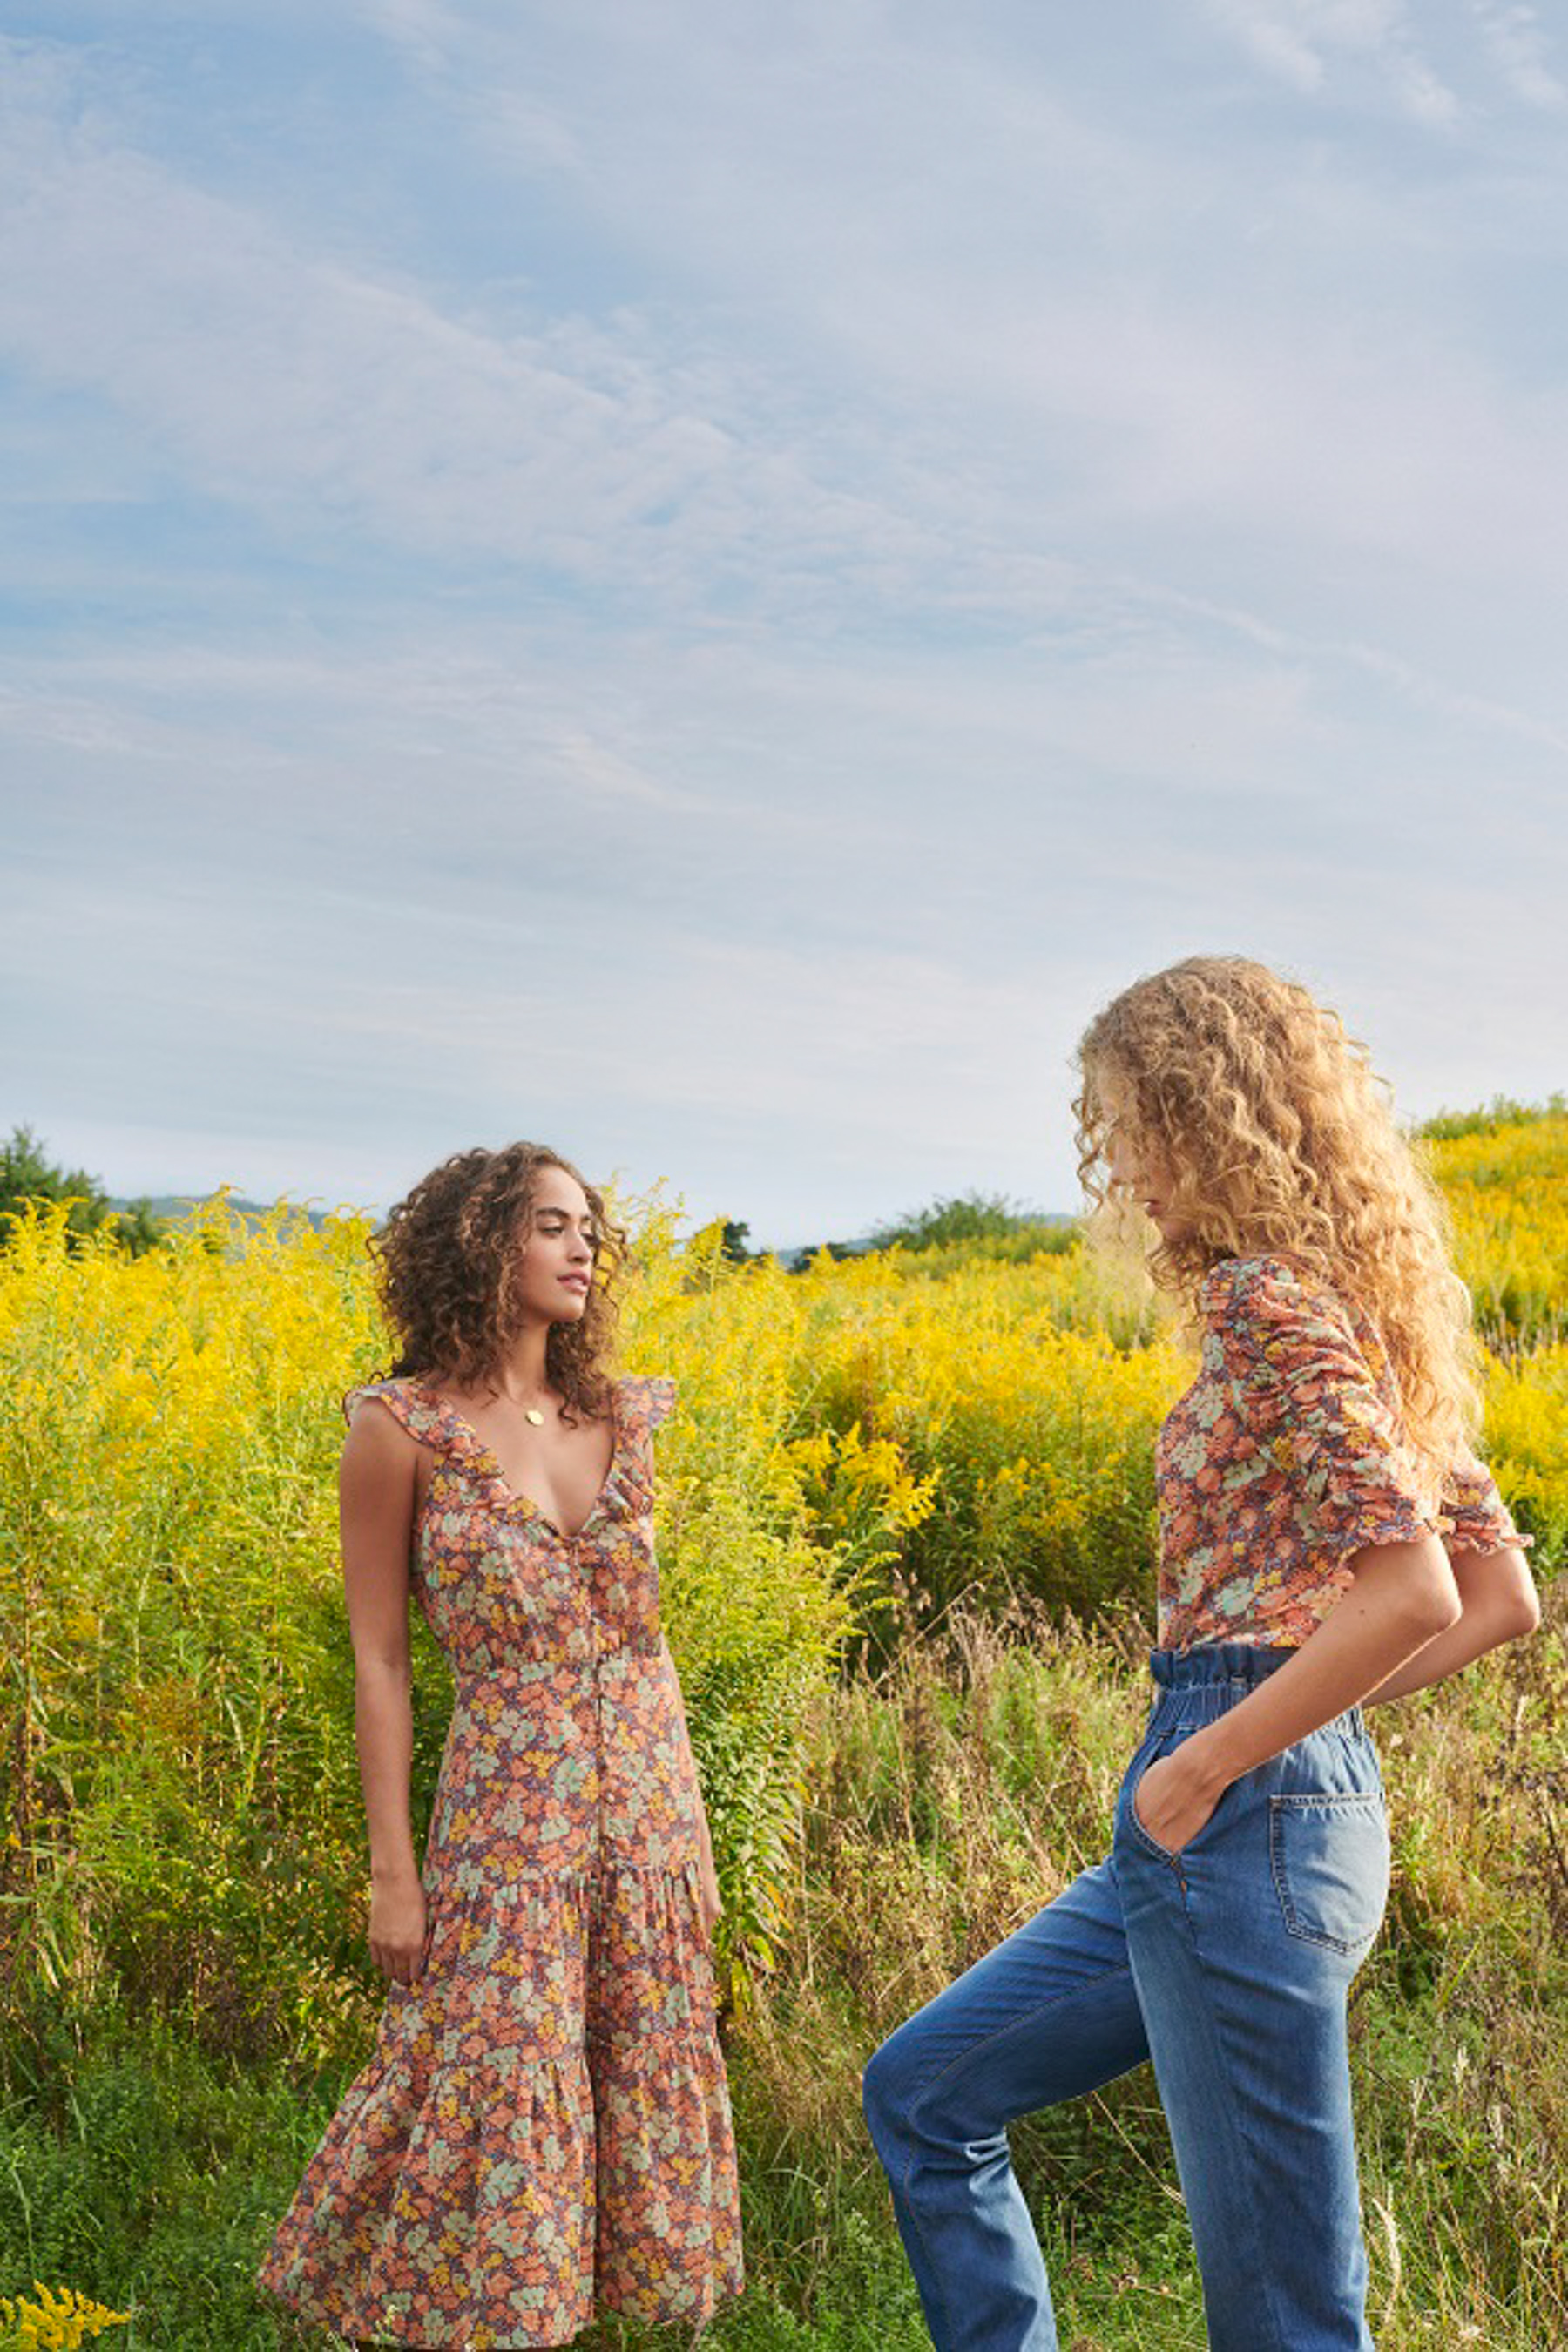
0, 1200, 856, 2069
1423, 1106, 1568, 1349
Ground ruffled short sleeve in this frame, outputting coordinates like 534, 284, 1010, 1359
1208, 1257, 1437, 1558
1441, 1445, 1531, 1556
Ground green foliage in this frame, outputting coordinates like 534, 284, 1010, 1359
781, 1251, 1188, 1640
1417, 1093, 1565, 1141
9, 1612, 1558, 2346
0, 1109, 1563, 2345
869, 1188, 1073, 1258
0, 1196, 856, 2077
731, 1606, 1568, 2350
0, 1127, 163, 1257
0, 2030, 328, 2345
1423, 1108, 1568, 1349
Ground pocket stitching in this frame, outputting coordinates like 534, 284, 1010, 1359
1130, 1782, 1179, 1862
1124, 1734, 1180, 1862
1268, 1793, 1388, 1955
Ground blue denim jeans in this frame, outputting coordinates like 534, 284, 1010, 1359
862, 1646, 1390, 2350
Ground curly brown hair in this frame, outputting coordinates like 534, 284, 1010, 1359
1073, 955, 1479, 1497
370, 1144, 628, 1423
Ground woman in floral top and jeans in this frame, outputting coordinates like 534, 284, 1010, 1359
863, 956, 1539, 2352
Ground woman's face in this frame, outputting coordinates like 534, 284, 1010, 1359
514, 1164, 598, 1326
1098, 1079, 1197, 1247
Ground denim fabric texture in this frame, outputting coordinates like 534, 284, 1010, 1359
862, 1646, 1390, 2351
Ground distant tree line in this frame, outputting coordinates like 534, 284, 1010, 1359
868, 1190, 1072, 1254
718, 1191, 1078, 1272
1416, 1093, 1565, 1141
0, 1125, 165, 1254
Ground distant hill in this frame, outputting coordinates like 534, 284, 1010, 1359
110, 1194, 334, 1230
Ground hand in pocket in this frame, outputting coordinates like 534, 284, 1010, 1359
1134, 1750, 1221, 1857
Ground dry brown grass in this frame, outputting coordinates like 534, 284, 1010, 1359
729, 1598, 1568, 2346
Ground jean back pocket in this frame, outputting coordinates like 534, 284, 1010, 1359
1268, 1792, 1389, 1955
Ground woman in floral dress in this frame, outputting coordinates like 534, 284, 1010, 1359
864, 956, 1540, 2351
260, 1145, 743, 2348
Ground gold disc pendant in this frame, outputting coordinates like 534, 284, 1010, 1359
524, 1407, 544, 1427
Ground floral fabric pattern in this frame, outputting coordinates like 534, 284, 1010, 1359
1158, 1255, 1529, 1652
260, 1375, 743, 2348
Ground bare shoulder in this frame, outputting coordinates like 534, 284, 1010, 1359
341, 1388, 421, 1491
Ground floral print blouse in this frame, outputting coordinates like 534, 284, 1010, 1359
1157, 1254, 1529, 1651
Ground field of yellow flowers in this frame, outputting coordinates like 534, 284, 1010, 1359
0, 1106, 1562, 2348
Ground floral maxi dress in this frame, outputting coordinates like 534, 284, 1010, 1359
260, 1375, 744, 2349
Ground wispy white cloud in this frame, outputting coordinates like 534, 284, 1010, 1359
0, 45, 917, 613
1199, 0, 1460, 120
314, 6, 1568, 626
1469, 0, 1567, 107
1203, 0, 1336, 92
350, 0, 461, 73
3, 8, 1565, 1227
6, 15, 1568, 663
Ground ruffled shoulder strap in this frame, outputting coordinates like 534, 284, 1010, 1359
615, 1373, 677, 1436
342, 1376, 458, 1452
604, 1376, 674, 1518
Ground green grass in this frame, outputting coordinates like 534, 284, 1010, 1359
3, 1605, 1563, 2349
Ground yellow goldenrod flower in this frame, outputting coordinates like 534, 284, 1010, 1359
0, 2283, 130, 2349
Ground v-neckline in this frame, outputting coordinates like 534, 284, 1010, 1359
413, 1379, 621, 1543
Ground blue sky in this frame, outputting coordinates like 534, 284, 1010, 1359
3, 1, 1565, 1243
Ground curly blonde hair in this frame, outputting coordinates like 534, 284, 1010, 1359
1073, 955, 1479, 1490
369, 1144, 627, 1423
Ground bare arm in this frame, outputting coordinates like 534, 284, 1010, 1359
1363, 1544, 1538, 1704
340, 1400, 426, 1984
1135, 1537, 1462, 1853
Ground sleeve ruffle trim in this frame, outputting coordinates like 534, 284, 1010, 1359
620, 1372, 677, 1432
1310, 1498, 1443, 1557
1443, 1459, 1533, 1554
